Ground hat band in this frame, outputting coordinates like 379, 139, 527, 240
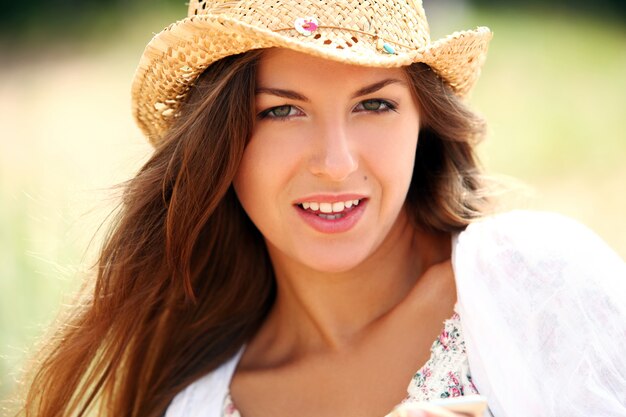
272, 18, 415, 54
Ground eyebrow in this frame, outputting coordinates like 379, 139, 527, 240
255, 78, 405, 101
352, 78, 405, 98
255, 87, 308, 101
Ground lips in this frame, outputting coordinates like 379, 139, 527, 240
294, 196, 367, 233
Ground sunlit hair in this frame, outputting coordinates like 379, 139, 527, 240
404, 63, 488, 231
18, 49, 488, 417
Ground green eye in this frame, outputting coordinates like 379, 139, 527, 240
356, 99, 396, 113
362, 100, 383, 111
270, 105, 292, 117
258, 105, 303, 120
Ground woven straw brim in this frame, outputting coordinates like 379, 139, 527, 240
131, 15, 492, 144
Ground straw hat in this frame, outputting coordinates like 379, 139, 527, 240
131, 0, 492, 144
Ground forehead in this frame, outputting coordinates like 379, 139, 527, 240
256, 48, 409, 88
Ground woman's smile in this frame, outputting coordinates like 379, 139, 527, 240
294, 195, 368, 233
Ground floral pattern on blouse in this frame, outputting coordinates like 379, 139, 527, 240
223, 313, 478, 417
403, 313, 479, 402
223, 395, 241, 417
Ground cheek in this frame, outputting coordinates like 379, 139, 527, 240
233, 142, 268, 216
232, 132, 301, 224
357, 117, 419, 187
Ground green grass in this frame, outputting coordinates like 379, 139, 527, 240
1, 5, 625, 406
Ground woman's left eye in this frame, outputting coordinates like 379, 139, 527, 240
355, 99, 397, 113
258, 105, 302, 120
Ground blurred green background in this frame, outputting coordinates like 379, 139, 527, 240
1, 0, 625, 406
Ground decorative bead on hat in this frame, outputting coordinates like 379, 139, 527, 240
294, 17, 319, 36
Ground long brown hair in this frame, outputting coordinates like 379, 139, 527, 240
18, 49, 487, 417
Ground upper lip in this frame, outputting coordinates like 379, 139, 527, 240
293, 194, 368, 205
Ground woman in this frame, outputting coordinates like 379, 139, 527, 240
20, 0, 626, 416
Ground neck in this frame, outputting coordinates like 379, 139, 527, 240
260, 212, 451, 355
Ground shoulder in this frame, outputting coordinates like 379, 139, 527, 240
453, 210, 625, 307
164, 349, 243, 417
452, 209, 625, 323
452, 211, 626, 416
456, 209, 611, 253
453, 209, 624, 280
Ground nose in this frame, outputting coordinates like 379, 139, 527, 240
308, 119, 359, 182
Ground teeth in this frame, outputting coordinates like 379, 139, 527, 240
319, 213, 342, 220
319, 202, 332, 213
332, 202, 345, 212
299, 199, 362, 213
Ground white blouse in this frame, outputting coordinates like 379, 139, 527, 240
165, 211, 626, 417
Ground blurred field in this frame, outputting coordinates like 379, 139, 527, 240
1, 5, 625, 404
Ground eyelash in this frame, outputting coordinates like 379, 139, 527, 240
257, 99, 398, 121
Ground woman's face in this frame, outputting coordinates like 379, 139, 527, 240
233, 48, 420, 273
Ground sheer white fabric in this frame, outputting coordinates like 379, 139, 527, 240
454, 211, 626, 417
166, 210, 626, 417
165, 349, 243, 417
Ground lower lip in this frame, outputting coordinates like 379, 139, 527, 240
295, 200, 367, 234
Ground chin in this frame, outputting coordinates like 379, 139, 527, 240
295, 244, 374, 274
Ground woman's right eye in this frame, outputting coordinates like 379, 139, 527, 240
258, 105, 301, 120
